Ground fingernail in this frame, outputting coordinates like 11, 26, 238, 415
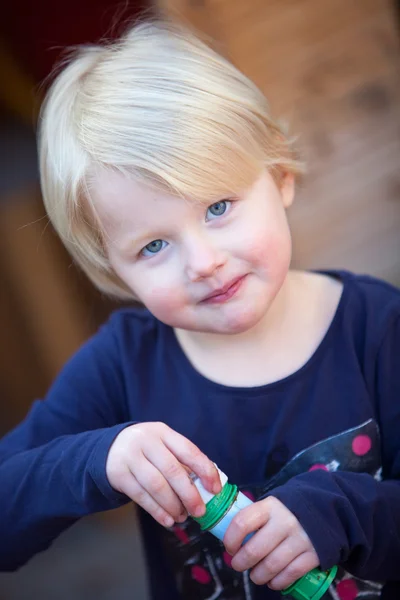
194, 505, 205, 517
164, 516, 174, 527
213, 482, 222, 494
177, 512, 187, 523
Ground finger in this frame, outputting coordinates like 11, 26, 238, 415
161, 427, 221, 494
132, 455, 187, 522
267, 550, 319, 591
230, 517, 287, 572
118, 471, 176, 528
224, 499, 276, 556
249, 535, 311, 585
143, 445, 207, 518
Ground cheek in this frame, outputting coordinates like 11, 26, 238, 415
241, 220, 292, 270
113, 260, 185, 321
139, 282, 184, 321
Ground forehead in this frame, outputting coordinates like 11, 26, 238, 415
90, 170, 157, 222
89, 169, 191, 234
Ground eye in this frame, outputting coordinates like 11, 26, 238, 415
141, 239, 168, 257
206, 200, 231, 221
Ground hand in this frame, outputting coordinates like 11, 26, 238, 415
223, 496, 319, 591
106, 422, 221, 528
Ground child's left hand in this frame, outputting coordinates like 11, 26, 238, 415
223, 496, 319, 591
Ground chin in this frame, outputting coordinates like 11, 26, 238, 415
210, 305, 266, 335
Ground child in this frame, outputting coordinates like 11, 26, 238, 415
1, 18, 399, 600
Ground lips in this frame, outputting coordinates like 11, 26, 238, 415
201, 275, 246, 304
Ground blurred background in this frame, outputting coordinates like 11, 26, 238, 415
0, 0, 399, 598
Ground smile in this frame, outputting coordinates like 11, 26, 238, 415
201, 275, 247, 304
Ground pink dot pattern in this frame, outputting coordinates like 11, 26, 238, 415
191, 565, 211, 584
336, 578, 359, 600
352, 435, 372, 456
172, 426, 378, 597
173, 526, 190, 545
223, 551, 233, 568
309, 464, 329, 471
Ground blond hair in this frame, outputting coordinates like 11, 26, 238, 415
39, 19, 303, 300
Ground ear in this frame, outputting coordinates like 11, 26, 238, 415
280, 172, 295, 209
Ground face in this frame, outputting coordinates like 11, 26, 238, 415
91, 169, 294, 335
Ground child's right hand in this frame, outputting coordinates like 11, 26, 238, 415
106, 422, 221, 527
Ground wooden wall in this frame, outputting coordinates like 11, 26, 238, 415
1, 0, 399, 431
161, 0, 400, 283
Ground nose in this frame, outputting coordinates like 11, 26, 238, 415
184, 232, 226, 282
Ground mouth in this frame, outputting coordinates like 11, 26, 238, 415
201, 275, 247, 304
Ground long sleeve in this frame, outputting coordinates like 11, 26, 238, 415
0, 320, 133, 572
271, 314, 400, 581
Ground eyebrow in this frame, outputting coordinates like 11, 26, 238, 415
117, 230, 166, 255
117, 236, 149, 255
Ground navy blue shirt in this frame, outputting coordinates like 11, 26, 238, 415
1, 270, 400, 600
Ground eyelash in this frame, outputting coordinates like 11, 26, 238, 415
205, 199, 232, 221
139, 199, 234, 258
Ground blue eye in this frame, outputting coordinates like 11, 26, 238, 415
206, 200, 231, 221
141, 239, 168, 257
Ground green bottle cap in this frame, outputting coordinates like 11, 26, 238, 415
193, 481, 238, 531
282, 565, 338, 600
191, 470, 338, 600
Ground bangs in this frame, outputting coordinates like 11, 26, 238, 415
39, 18, 303, 300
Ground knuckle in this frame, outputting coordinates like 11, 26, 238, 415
111, 473, 130, 494
134, 488, 148, 505
107, 456, 126, 478
154, 421, 168, 433
262, 556, 280, 579
286, 563, 304, 582
155, 507, 169, 523
163, 461, 182, 480
267, 496, 279, 510
250, 570, 263, 585
149, 475, 166, 495
286, 517, 299, 533
117, 465, 131, 482
242, 543, 259, 564
232, 513, 247, 534
129, 423, 145, 436
267, 579, 281, 591
189, 446, 203, 463
264, 555, 281, 575
126, 426, 146, 447
304, 550, 318, 569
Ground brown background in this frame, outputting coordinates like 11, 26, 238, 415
0, 1, 399, 598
